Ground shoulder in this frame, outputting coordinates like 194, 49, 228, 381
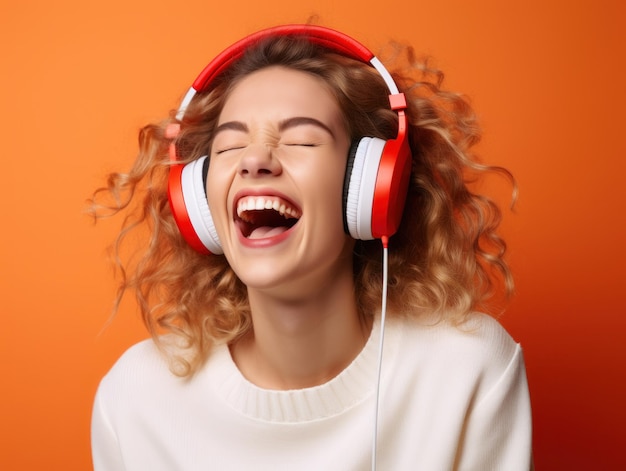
96, 339, 167, 398
398, 311, 519, 362
389, 313, 525, 400
95, 336, 224, 427
103, 338, 166, 377
96, 336, 199, 406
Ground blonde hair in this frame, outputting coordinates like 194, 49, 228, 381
90, 33, 514, 376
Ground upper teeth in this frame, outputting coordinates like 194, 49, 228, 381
236, 196, 301, 219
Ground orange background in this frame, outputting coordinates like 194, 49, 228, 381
2, 0, 624, 469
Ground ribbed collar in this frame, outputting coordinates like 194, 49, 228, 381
205, 318, 400, 423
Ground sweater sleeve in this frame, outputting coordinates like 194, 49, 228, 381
459, 344, 533, 471
91, 383, 126, 471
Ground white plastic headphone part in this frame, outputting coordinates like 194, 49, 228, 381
345, 140, 366, 239
176, 87, 198, 121
369, 57, 399, 95
346, 137, 386, 240
181, 157, 223, 254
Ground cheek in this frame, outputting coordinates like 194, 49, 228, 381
298, 160, 348, 229
293, 153, 346, 193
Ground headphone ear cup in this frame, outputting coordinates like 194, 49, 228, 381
343, 137, 386, 240
168, 156, 223, 254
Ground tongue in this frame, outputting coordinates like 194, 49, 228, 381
248, 226, 289, 240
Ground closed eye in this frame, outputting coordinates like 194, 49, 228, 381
284, 143, 318, 147
215, 146, 245, 155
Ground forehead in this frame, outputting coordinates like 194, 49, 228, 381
218, 66, 344, 125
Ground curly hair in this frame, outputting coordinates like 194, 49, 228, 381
90, 33, 515, 377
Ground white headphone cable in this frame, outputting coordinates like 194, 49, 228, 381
371, 236, 389, 471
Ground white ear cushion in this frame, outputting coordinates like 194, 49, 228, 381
181, 157, 223, 254
345, 137, 386, 240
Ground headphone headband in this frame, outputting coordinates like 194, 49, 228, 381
168, 24, 412, 254
176, 25, 400, 120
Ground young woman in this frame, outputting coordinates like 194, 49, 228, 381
91, 25, 532, 470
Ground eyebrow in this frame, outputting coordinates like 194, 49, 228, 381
213, 116, 335, 138
214, 121, 248, 135
278, 117, 335, 137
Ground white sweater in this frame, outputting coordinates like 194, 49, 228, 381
92, 313, 532, 470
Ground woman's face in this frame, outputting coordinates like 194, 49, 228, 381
206, 66, 353, 297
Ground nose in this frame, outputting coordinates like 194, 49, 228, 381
238, 144, 282, 178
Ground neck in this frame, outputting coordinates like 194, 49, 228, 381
231, 267, 370, 390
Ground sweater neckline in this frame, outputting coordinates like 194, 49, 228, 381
205, 318, 399, 423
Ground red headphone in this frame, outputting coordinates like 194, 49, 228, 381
167, 25, 412, 254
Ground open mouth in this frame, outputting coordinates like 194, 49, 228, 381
236, 195, 301, 240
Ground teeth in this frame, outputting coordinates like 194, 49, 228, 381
237, 196, 301, 219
